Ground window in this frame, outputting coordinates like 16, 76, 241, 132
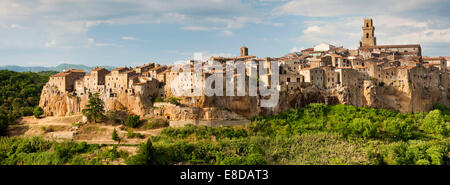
366, 33, 369, 38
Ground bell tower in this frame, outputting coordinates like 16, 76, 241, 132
240, 46, 248, 57
360, 19, 376, 47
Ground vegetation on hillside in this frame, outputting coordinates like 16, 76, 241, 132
0, 70, 56, 136
0, 137, 128, 165
127, 103, 449, 165
0, 103, 448, 165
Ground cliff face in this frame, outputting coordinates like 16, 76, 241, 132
39, 84, 152, 116
40, 76, 448, 119
330, 79, 448, 113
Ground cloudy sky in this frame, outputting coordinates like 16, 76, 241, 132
1, 0, 449, 67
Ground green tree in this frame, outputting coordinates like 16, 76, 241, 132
82, 93, 105, 123
383, 118, 416, 140
348, 118, 379, 139
126, 139, 154, 165
0, 114, 9, 136
125, 115, 141, 128
422, 110, 448, 136
112, 128, 119, 141
33, 106, 44, 118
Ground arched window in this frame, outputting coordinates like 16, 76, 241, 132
366, 33, 369, 38
366, 23, 369, 27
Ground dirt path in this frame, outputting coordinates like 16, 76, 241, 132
9, 114, 164, 145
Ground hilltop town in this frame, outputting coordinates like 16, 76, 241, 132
39, 19, 450, 126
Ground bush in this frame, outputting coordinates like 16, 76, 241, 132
422, 110, 448, 136
383, 118, 417, 140
347, 118, 379, 139
125, 115, 141, 128
219, 153, 267, 165
379, 140, 449, 165
0, 114, 9, 136
126, 139, 154, 165
168, 97, 181, 105
144, 118, 169, 129
112, 128, 119, 141
154, 97, 164, 103
33, 106, 44, 118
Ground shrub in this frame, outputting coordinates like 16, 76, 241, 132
33, 106, 44, 118
126, 139, 154, 165
154, 97, 164, 102
348, 118, 379, 139
219, 153, 267, 165
125, 115, 141, 128
422, 110, 448, 136
112, 128, 119, 141
379, 141, 449, 165
169, 97, 181, 105
383, 118, 417, 140
144, 118, 169, 129
0, 114, 9, 136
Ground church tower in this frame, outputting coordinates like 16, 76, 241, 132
240, 46, 248, 57
360, 19, 376, 47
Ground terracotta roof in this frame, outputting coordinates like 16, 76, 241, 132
113, 67, 128, 71
328, 53, 343, 58
51, 69, 85, 77
397, 66, 415, 70
422, 57, 445, 60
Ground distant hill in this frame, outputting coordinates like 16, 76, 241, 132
0, 63, 117, 73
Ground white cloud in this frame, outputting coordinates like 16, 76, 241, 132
0, 0, 261, 49
181, 26, 219, 31
10, 24, 26, 29
274, 0, 444, 17
121, 36, 136, 41
289, 47, 303, 53
223, 30, 233, 36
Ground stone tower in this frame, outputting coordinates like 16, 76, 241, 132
240, 46, 248, 57
360, 19, 376, 47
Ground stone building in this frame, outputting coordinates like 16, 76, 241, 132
299, 67, 324, 88
48, 69, 86, 92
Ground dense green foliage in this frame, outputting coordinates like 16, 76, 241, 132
112, 128, 119, 141
0, 70, 55, 136
168, 97, 181, 105
0, 137, 130, 165
125, 115, 141, 128
33, 106, 44, 118
126, 103, 449, 165
82, 93, 105, 123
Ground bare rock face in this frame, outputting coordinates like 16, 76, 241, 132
39, 85, 83, 116
39, 84, 152, 117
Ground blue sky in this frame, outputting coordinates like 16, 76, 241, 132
0, 0, 449, 67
